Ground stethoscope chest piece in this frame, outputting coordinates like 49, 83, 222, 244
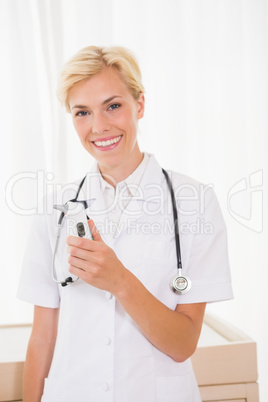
170, 269, 192, 295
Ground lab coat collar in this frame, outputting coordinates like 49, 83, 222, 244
94, 152, 150, 199
116, 154, 164, 228
138, 153, 164, 195
76, 153, 164, 203
76, 163, 107, 216
76, 154, 165, 243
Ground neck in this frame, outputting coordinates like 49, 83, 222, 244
98, 149, 144, 188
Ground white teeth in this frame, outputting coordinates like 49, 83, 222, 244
94, 135, 122, 147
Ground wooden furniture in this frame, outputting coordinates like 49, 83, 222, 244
0, 314, 259, 401
0, 323, 30, 402
192, 314, 259, 402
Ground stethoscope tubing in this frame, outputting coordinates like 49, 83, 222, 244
51, 169, 191, 294
161, 168, 182, 270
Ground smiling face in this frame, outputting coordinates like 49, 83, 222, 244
68, 67, 145, 183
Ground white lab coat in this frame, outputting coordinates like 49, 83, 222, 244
17, 154, 233, 402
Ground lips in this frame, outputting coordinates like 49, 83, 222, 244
92, 135, 123, 150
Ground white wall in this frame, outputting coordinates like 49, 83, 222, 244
1, 0, 267, 399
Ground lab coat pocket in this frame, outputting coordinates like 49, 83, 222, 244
41, 378, 65, 402
142, 240, 174, 264
137, 239, 178, 309
156, 375, 193, 402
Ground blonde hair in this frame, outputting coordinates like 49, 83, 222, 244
57, 45, 144, 113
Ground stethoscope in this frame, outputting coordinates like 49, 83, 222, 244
52, 169, 192, 295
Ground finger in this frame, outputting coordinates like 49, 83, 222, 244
69, 264, 89, 283
68, 255, 88, 271
68, 245, 91, 261
88, 219, 103, 242
69, 264, 84, 278
66, 235, 93, 251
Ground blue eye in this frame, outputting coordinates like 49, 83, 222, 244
109, 103, 121, 111
76, 110, 88, 117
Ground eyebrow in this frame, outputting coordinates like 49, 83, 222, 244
102, 95, 122, 105
71, 95, 122, 110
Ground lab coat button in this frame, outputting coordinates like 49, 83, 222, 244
103, 336, 111, 346
102, 382, 109, 391
105, 292, 113, 300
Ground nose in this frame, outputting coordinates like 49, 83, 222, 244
92, 112, 111, 135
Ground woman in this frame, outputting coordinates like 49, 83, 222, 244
17, 46, 233, 401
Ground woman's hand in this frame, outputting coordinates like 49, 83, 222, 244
66, 219, 127, 293
67, 219, 206, 362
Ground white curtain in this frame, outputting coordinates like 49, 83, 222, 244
1, 0, 267, 399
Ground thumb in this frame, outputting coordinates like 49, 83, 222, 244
88, 219, 103, 242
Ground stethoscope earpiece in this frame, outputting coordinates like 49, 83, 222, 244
169, 269, 192, 295
61, 277, 74, 287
